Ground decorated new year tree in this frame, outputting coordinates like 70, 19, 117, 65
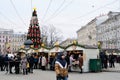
27, 8, 41, 48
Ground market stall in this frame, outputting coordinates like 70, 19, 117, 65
38, 47, 49, 69
66, 44, 99, 72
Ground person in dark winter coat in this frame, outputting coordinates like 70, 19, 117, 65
0, 55, 4, 71
100, 51, 105, 68
4, 54, 9, 73
9, 56, 14, 74
49, 55, 54, 70
14, 55, 21, 74
55, 52, 68, 80
109, 52, 115, 68
65, 52, 70, 72
34, 55, 38, 69
28, 55, 34, 73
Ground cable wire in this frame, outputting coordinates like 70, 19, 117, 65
44, 0, 66, 21
10, 0, 27, 27
0, 11, 16, 25
73, 0, 118, 20
45, 0, 74, 22
42, 0, 53, 21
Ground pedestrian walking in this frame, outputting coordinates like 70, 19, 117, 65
78, 54, 83, 73
14, 55, 21, 74
69, 54, 75, 72
41, 54, 47, 70
21, 57, 28, 75
55, 52, 68, 80
4, 54, 9, 73
109, 52, 115, 68
28, 54, 34, 73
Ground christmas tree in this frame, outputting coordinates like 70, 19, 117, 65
27, 8, 41, 48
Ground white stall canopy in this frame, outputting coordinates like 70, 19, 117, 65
27, 48, 35, 54
49, 46, 64, 53
38, 48, 49, 53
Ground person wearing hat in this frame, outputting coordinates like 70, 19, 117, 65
55, 52, 68, 80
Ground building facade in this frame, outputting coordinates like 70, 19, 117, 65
97, 12, 120, 50
0, 28, 27, 54
77, 19, 97, 46
11, 32, 27, 53
77, 14, 108, 46
0, 28, 13, 54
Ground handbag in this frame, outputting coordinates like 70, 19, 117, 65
27, 63, 30, 68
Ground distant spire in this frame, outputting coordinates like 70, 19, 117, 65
32, 8, 37, 16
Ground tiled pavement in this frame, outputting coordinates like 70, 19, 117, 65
0, 68, 120, 80
102, 63, 120, 72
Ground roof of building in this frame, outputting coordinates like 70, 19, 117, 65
76, 11, 120, 33
0, 28, 13, 32
96, 15, 108, 26
99, 11, 120, 25
76, 26, 86, 33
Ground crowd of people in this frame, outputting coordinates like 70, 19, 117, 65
0, 52, 48, 75
0, 51, 84, 80
100, 50, 120, 69
0, 50, 120, 80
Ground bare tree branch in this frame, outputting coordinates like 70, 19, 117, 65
41, 24, 63, 47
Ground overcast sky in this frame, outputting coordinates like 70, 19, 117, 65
0, 0, 119, 40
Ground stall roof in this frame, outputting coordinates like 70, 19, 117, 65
27, 49, 35, 54
49, 47, 64, 52
66, 44, 98, 50
84, 45, 98, 49
38, 48, 49, 52
66, 46, 84, 51
19, 49, 26, 53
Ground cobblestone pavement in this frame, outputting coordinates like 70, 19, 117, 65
0, 69, 120, 80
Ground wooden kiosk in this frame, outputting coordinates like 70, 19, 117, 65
66, 43, 99, 72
